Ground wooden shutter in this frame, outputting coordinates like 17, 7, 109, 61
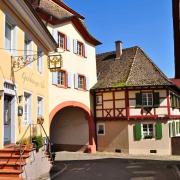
84, 44, 87, 58
66, 36, 71, 51
169, 123, 172, 137
133, 123, 142, 141
73, 39, 78, 54
86, 76, 90, 91
153, 92, 160, 107
52, 72, 58, 85
172, 121, 176, 136
52, 29, 58, 44
12, 26, 17, 56
67, 72, 73, 88
172, 95, 176, 108
135, 93, 142, 108
155, 122, 162, 140
74, 74, 79, 89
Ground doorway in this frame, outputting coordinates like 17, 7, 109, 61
4, 94, 15, 145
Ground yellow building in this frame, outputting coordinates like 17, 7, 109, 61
0, 0, 57, 148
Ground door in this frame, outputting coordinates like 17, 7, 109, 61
4, 95, 12, 144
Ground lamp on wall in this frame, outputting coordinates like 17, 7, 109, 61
18, 95, 23, 103
0, 90, 4, 99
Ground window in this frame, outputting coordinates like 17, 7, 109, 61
78, 75, 86, 89
57, 71, 66, 86
73, 39, 87, 57
142, 124, 154, 139
37, 97, 43, 118
5, 15, 16, 53
96, 96, 102, 105
77, 41, 84, 56
58, 32, 66, 49
37, 47, 43, 73
24, 92, 31, 125
24, 34, 32, 56
142, 93, 153, 107
97, 123, 105, 135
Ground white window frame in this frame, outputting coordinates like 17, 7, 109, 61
23, 92, 32, 125
58, 32, 66, 49
97, 123, 105, 136
5, 15, 15, 53
142, 123, 154, 139
57, 71, 66, 86
37, 96, 44, 118
37, 47, 43, 74
142, 93, 153, 107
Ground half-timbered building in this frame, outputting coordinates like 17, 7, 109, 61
92, 41, 180, 155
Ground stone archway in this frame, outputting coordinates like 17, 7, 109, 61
49, 101, 96, 153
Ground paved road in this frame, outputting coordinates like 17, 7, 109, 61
47, 152, 180, 180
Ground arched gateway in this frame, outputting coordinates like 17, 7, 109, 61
49, 101, 96, 153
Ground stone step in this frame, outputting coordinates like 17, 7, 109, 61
0, 169, 22, 177
0, 161, 26, 170
0, 154, 29, 159
0, 177, 22, 180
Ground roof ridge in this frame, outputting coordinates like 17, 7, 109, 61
96, 46, 139, 57
125, 47, 139, 85
137, 47, 172, 84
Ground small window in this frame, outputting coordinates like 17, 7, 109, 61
96, 96, 102, 105
57, 71, 66, 87
97, 123, 105, 135
142, 93, 153, 107
58, 32, 66, 49
24, 33, 32, 56
77, 41, 84, 56
78, 75, 86, 90
37, 97, 43, 118
142, 124, 154, 139
37, 47, 43, 73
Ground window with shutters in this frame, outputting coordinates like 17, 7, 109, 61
78, 75, 86, 90
142, 93, 153, 107
97, 123, 105, 135
170, 93, 180, 109
58, 32, 66, 49
24, 92, 32, 125
142, 123, 154, 139
5, 15, 16, 53
57, 70, 66, 87
37, 47, 43, 74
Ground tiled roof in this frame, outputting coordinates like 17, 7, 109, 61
93, 46, 172, 89
170, 78, 180, 88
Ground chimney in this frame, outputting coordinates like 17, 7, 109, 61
115, 40, 122, 60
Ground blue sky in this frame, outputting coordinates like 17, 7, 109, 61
64, 0, 174, 78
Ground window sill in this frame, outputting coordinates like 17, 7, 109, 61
76, 88, 87, 92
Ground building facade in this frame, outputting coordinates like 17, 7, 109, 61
93, 42, 180, 155
0, 0, 57, 148
30, 0, 101, 152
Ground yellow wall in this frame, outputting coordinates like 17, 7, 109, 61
0, 10, 49, 147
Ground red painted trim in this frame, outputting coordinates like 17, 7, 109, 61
167, 89, 171, 117
49, 101, 96, 152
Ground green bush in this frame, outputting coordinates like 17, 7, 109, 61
32, 136, 43, 151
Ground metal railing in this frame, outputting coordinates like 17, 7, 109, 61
15, 123, 54, 176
